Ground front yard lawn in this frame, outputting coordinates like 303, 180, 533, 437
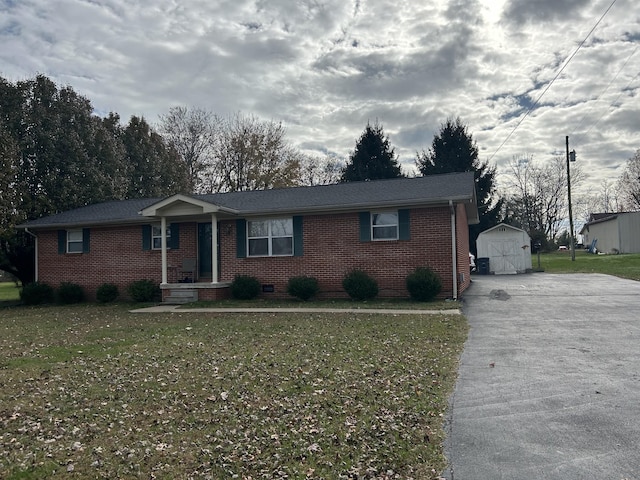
0, 305, 467, 479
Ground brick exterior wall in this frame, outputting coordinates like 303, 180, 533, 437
36, 205, 473, 301
219, 205, 471, 299
37, 223, 197, 301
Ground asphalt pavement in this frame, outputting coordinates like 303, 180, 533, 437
444, 273, 640, 480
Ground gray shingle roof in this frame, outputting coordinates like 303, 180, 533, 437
19, 172, 477, 229
198, 172, 475, 213
19, 198, 162, 228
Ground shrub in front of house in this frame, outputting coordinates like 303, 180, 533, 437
230, 275, 261, 300
97, 283, 119, 303
127, 279, 160, 303
342, 269, 378, 301
406, 266, 442, 301
20, 282, 54, 305
286, 275, 320, 301
56, 282, 85, 304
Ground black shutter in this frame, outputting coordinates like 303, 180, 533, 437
293, 216, 303, 256
142, 225, 151, 251
82, 228, 90, 253
170, 223, 180, 249
398, 209, 410, 240
359, 212, 371, 242
236, 219, 246, 258
58, 230, 66, 254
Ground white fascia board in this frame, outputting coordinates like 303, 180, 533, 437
139, 194, 236, 217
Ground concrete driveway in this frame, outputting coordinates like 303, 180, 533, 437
444, 273, 640, 480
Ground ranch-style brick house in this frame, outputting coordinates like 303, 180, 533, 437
19, 172, 478, 302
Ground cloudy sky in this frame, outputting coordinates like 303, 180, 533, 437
1, 0, 639, 197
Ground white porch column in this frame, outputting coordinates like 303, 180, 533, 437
211, 214, 218, 284
161, 216, 168, 285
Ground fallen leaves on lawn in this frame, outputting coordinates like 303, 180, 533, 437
0, 305, 467, 479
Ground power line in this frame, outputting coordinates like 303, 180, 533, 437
572, 45, 639, 140
487, 0, 619, 162
579, 66, 640, 139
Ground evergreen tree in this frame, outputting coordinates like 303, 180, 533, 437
122, 116, 190, 198
0, 75, 189, 284
416, 117, 502, 251
341, 121, 403, 182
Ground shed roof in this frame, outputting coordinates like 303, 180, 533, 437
579, 212, 619, 234
478, 223, 530, 237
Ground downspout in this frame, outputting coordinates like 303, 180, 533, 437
450, 200, 458, 300
25, 228, 38, 282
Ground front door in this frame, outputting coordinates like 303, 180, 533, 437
197, 223, 220, 280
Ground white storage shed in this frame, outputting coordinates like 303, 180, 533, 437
476, 223, 532, 274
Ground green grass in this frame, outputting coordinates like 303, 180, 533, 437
0, 281, 21, 300
536, 250, 640, 281
0, 304, 467, 479
0, 281, 21, 306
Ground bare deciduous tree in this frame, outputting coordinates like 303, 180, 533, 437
158, 106, 220, 193
574, 179, 623, 223
617, 149, 640, 210
503, 155, 584, 242
298, 153, 344, 186
213, 113, 301, 192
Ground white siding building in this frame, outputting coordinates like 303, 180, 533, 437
580, 212, 640, 254
476, 223, 532, 274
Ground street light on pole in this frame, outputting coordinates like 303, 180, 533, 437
566, 136, 576, 261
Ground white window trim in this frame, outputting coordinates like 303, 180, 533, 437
67, 229, 83, 254
152, 223, 171, 250
247, 218, 294, 257
371, 211, 399, 241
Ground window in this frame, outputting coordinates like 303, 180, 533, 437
152, 224, 171, 250
247, 218, 293, 256
371, 212, 398, 240
58, 228, 89, 254
359, 210, 409, 242
143, 224, 179, 251
67, 229, 84, 253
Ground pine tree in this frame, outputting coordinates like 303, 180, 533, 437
416, 117, 502, 250
341, 121, 403, 182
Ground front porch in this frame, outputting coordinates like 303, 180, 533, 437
139, 194, 237, 306
161, 282, 232, 304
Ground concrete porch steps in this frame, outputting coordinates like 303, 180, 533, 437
164, 288, 199, 304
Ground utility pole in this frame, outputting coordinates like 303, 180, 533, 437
566, 136, 576, 261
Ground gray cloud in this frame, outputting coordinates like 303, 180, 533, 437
502, 0, 588, 25
0, 0, 638, 198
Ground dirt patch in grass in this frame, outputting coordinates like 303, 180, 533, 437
184, 297, 460, 311
0, 305, 467, 479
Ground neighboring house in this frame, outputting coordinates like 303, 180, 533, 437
19, 173, 478, 302
476, 223, 532, 274
579, 212, 640, 254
